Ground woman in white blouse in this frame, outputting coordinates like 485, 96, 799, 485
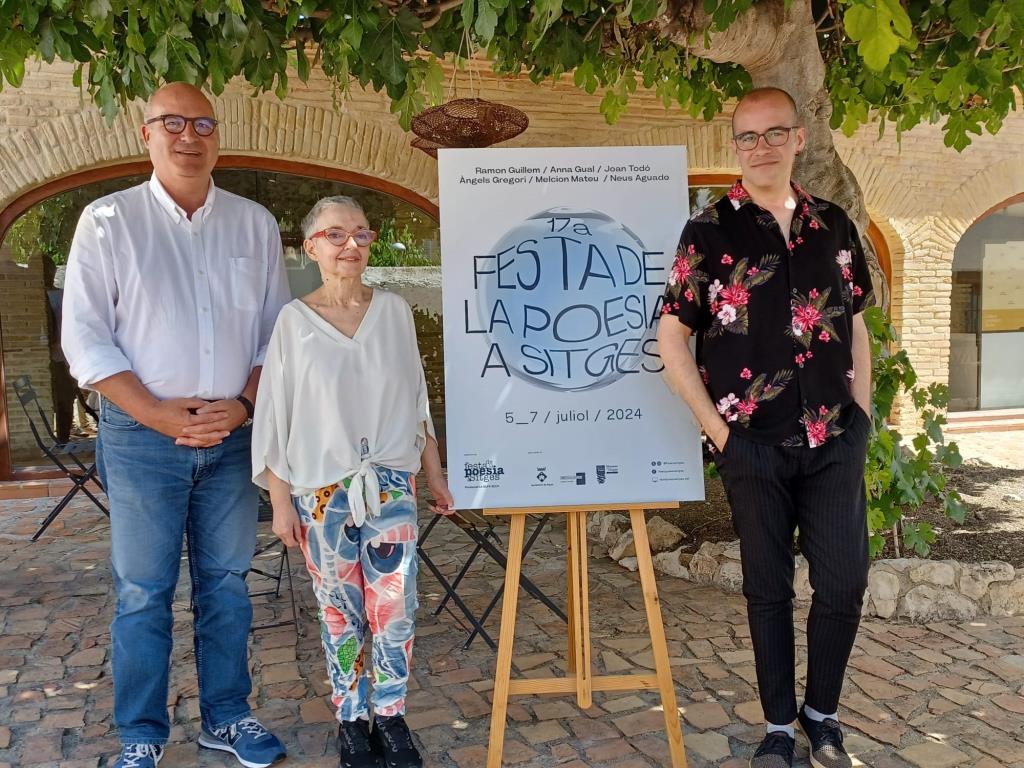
252, 195, 453, 768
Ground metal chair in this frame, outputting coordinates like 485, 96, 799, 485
12, 375, 108, 541
248, 495, 300, 634
418, 509, 566, 649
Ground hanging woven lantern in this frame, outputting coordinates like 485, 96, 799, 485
411, 97, 529, 150
410, 136, 443, 158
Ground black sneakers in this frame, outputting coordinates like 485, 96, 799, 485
370, 715, 422, 768
797, 707, 852, 768
749, 731, 795, 768
337, 719, 378, 768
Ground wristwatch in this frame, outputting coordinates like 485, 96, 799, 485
236, 395, 255, 428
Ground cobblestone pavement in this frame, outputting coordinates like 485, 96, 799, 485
1, 496, 1022, 768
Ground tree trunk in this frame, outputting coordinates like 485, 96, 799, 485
660, 0, 890, 308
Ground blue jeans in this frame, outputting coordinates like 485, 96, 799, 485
98, 399, 257, 746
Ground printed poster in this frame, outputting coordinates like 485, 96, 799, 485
439, 146, 704, 509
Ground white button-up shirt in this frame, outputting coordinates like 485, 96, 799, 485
62, 174, 291, 400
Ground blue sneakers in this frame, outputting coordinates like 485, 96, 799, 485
198, 717, 286, 768
114, 744, 164, 768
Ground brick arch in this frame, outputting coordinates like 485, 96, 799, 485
0, 94, 440, 217
946, 156, 1024, 230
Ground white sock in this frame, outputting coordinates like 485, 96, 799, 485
803, 704, 838, 723
766, 723, 795, 738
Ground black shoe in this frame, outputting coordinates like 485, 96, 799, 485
749, 731, 795, 768
370, 715, 422, 768
337, 719, 379, 768
797, 707, 852, 768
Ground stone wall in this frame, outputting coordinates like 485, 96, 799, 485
588, 512, 1024, 622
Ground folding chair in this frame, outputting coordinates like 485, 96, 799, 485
418, 510, 567, 649
248, 495, 300, 634
12, 376, 108, 541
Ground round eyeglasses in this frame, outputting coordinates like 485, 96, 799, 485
310, 228, 378, 247
733, 126, 799, 151
145, 114, 219, 137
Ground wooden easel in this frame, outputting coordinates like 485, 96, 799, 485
482, 503, 688, 767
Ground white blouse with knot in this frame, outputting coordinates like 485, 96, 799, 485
251, 290, 435, 525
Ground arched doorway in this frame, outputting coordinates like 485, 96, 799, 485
0, 160, 440, 480
948, 194, 1024, 412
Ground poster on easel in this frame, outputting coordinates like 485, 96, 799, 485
439, 146, 704, 509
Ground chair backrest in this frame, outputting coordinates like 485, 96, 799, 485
12, 375, 59, 448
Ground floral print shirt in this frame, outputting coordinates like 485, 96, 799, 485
661, 180, 875, 448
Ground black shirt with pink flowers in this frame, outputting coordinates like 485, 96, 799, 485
661, 180, 875, 448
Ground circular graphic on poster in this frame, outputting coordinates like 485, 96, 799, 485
476, 207, 658, 392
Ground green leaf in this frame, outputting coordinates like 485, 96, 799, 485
461, 0, 476, 31
880, 0, 912, 38
340, 20, 363, 50
86, 0, 113, 22
631, 0, 662, 24
902, 521, 936, 557
223, 12, 249, 44
226, 0, 246, 16
295, 40, 310, 82
948, 0, 978, 37
572, 56, 599, 94
845, 4, 903, 71
944, 493, 966, 524
475, 0, 499, 41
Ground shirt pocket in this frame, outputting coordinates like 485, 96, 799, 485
225, 256, 266, 311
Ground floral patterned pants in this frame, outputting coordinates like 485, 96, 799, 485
294, 467, 419, 722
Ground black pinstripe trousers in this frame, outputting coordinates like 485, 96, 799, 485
714, 405, 870, 726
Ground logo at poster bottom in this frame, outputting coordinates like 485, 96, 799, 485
464, 460, 505, 487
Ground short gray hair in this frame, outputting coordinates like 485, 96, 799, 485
301, 195, 366, 239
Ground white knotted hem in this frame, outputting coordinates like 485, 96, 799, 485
338, 461, 382, 528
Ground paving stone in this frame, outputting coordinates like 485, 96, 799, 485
65, 647, 106, 667
404, 706, 457, 731
991, 693, 1024, 714
496, 737, 541, 766
681, 701, 730, 730
585, 739, 637, 762
260, 662, 300, 684
685, 731, 732, 761
448, 745, 488, 768
518, 721, 570, 744
898, 741, 970, 768
850, 673, 911, 700
844, 713, 906, 746
298, 697, 334, 724
527, 701, 577, 721
600, 695, 647, 714
615, 708, 670, 738
565, 717, 619, 742
733, 699, 763, 725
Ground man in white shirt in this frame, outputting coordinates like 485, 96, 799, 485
62, 82, 291, 768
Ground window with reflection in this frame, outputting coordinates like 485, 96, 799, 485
949, 200, 1024, 411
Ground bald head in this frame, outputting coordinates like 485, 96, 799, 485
141, 82, 219, 204
145, 82, 214, 121
732, 87, 800, 133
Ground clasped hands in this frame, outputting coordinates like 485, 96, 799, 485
143, 397, 249, 448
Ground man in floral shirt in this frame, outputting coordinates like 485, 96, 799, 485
658, 87, 875, 768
